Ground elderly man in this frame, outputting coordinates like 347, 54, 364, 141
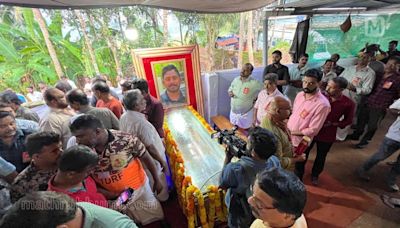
285, 54, 309, 102
287, 69, 331, 180
160, 64, 186, 105
92, 81, 124, 119
70, 115, 164, 225
66, 89, 119, 130
10, 132, 62, 202
261, 96, 305, 170
229, 63, 263, 130
0, 90, 39, 122
0, 111, 36, 172
120, 89, 169, 201
296, 77, 355, 185
248, 167, 308, 228
253, 73, 284, 126
132, 79, 165, 138
40, 88, 73, 148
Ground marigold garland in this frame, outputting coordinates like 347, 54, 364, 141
207, 186, 218, 228
186, 185, 197, 228
163, 107, 228, 227
194, 189, 209, 228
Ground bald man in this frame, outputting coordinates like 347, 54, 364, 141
261, 97, 305, 169
39, 88, 74, 149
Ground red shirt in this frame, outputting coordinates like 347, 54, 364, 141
367, 73, 400, 110
96, 97, 124, 119
144, 95, 165, 138
314, 92, 355, 143
47, 176, 108, 208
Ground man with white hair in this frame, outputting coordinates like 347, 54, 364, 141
120, 89, 169, 201
253, 73, 284, 126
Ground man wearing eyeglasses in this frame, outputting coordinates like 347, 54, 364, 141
287, 69, 331, 181
248, 167, 308, 228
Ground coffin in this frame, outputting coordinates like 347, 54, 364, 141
164, 106, 228, 227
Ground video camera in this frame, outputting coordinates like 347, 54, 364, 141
211, 126, 248, 158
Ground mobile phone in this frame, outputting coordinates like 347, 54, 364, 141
116, 188, 134, 206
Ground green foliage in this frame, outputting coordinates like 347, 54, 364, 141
0, 6, 248, 92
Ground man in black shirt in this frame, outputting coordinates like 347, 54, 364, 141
382, 40, 400, 63
331, 53, 345, 76
263, 50, 290, 93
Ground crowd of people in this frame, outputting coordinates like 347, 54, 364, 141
226, 41, 400, 226
0, 40, 399, 228
0, 75, 171, 227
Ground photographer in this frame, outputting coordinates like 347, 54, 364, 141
220, 127, 280, 228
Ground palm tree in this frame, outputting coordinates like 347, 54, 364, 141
247, 11, 254, 64
74, 9, 100, 75
162, 9, 168, 46
32, 8, 63, 79
238, 12, 246, 68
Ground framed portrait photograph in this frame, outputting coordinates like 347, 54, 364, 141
131, 45, 204, 116
151, 59, 187, 106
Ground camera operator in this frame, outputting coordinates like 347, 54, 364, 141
220, 127, 281, 228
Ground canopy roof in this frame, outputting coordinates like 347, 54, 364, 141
0, 0, 275, 13
265, 0, 400, 15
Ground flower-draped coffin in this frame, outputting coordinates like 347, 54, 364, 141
164, 106, 228, 227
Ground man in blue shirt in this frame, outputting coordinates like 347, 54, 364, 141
220, 127, 281, 228
0, 111, 36, 172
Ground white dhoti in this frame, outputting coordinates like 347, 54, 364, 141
230, 109, 254, 129
336, 125, 351, 141
142, 161, 169, 202
122, 178, 164, 225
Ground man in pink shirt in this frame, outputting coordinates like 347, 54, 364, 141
253, 73, 285, 126
287, 69, 331, 180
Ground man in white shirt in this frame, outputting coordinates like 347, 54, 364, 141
339, 53, 376, 104
337, 52, 375, 141
61, 75, 77, 89
357, 98, 400, 192
120, 89, 169, 201
26, 86, 43, 102
320, 59, 337, 90
285, 54, 309, 102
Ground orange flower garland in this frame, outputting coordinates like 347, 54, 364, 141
186, 185, 197, 228
163, 107, 228, 227
194, 189, 209, 228
207, 186, 218, 227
